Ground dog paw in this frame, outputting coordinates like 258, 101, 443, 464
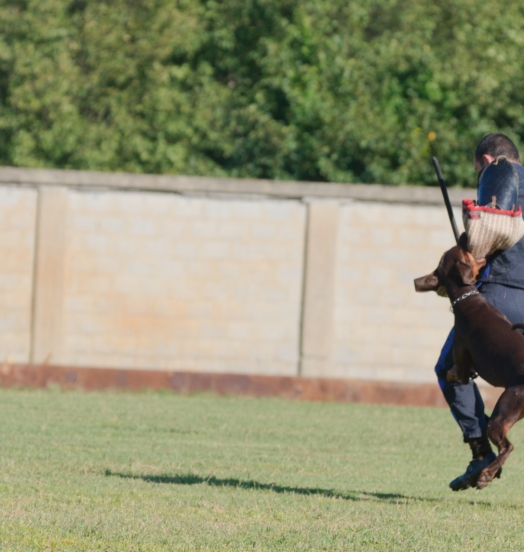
476, 470, 493, 490
446, 366, 459, 382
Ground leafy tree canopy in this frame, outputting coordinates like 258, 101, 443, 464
1, 0, 524, 186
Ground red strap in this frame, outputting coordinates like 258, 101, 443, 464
462, 198, 522, 217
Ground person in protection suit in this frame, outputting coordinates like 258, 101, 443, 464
436, 133, 524, 491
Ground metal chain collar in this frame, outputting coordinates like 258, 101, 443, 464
450, 290, 480, 312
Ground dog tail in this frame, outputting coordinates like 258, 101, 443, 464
512, 323, 524, 332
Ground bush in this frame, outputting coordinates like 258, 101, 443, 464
1, 0, 524, 186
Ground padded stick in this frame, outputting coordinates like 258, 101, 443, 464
432, 157, 460, 244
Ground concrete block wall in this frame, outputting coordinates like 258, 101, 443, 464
59, 191, 305, 374
0, 167, 472, 385
331, 202, 454, 382
0, 187, 37, 363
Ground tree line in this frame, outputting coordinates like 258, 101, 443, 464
1, 0, 524, 187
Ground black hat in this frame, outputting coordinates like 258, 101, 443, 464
477, 156, 519, 210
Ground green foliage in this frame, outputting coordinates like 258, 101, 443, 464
1, 0, 524, 185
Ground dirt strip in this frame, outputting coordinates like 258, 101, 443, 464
0, 364, 504, 409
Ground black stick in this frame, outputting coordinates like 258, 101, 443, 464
432, 157, 460, 244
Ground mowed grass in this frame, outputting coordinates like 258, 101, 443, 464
2, 390, 524, 551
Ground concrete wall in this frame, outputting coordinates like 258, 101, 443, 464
331, 203, 452, 382
0, 186, 37, 363
0, 167, 472, 385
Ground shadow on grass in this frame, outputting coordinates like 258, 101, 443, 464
104, 470, 440, 504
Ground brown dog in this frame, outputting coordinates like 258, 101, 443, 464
415, 245, 524, 489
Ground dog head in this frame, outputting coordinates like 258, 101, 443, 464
414, 245, 486, 296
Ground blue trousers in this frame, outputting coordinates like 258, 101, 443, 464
436, 283, 524, 441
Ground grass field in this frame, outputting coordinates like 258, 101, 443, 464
2, 389, 524, 551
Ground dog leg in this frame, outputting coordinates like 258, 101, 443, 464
477, 384, 524, 489
453, 345, 473, 385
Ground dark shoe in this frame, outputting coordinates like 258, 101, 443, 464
449, 452, 502, 491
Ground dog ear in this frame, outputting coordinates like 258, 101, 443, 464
454, 261, 476, 286
458, 232, 469, 250
414, 270, 439, 292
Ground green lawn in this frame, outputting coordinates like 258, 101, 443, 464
1, 388, 524, 551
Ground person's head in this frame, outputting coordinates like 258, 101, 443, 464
474, 133, 520, 174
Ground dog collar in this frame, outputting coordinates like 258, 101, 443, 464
450, 290, 480, 311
